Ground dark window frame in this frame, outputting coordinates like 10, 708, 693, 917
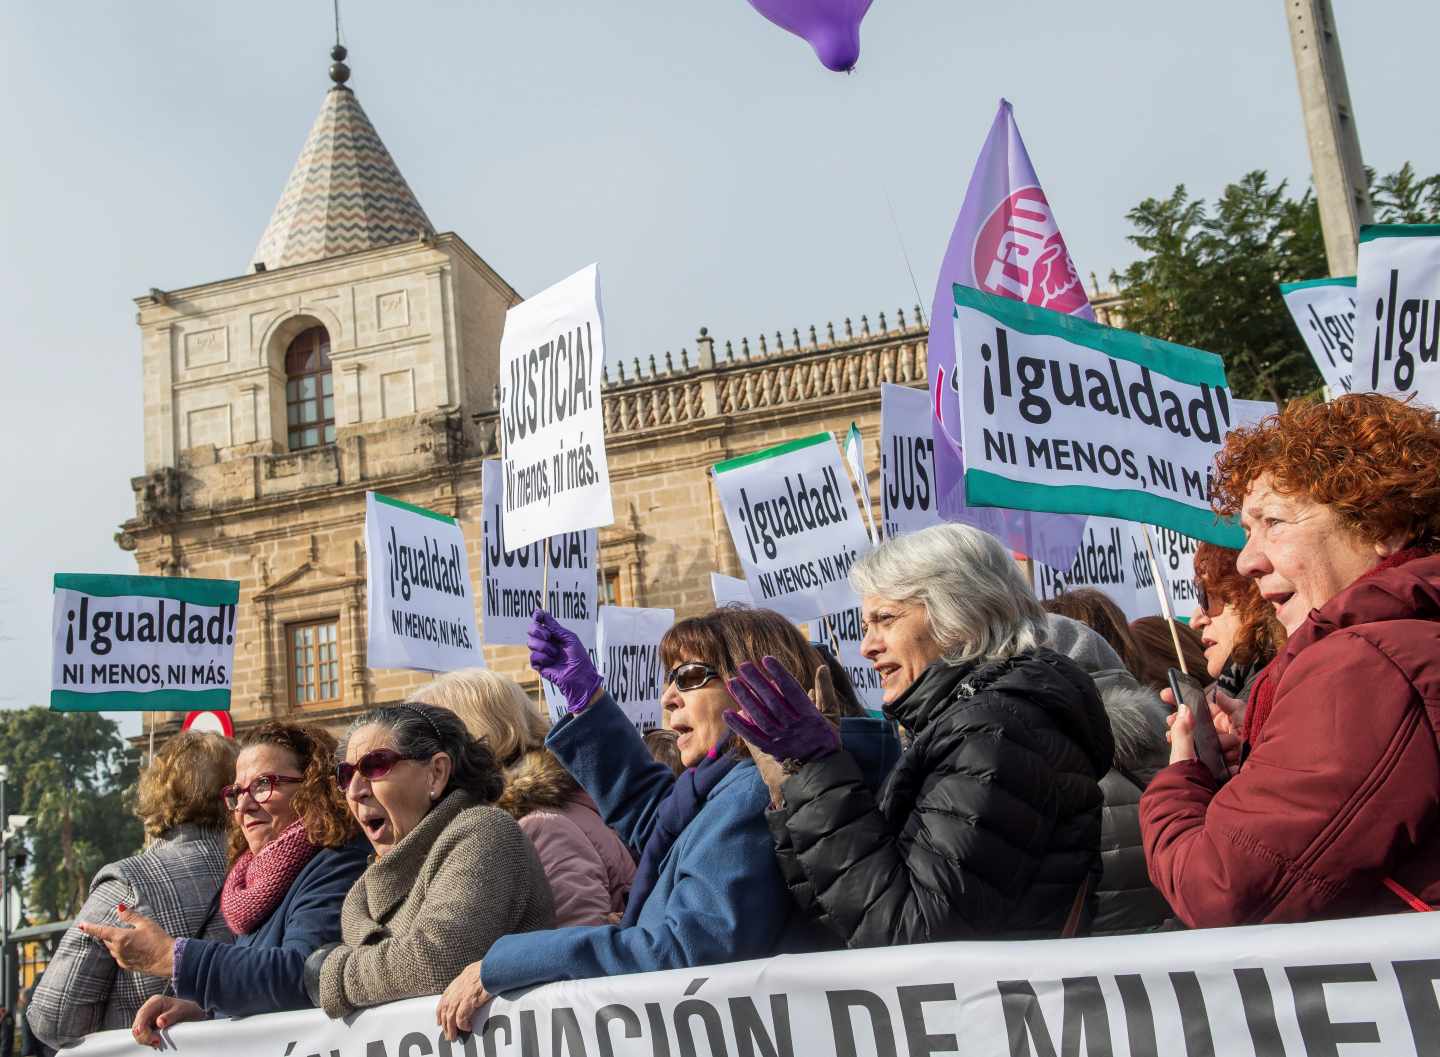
284, 326, 335, 451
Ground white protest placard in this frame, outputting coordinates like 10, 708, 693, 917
597, 606, 674, 731
69, 913, 1440, 1057
365, 493, 482, 673
814, 606, 884, 711
540, 529, 599, 722
712, 433, 873, 622
499, 263, 613, 549
952, 283, 1242, 547
51, 574, 239, 711
1280, 276, 1357, 395
1034, 518, 1154, 622
480, 460, 545, 646
1356, 224, 1440, 407
880, 383, 942, 539
710, 572, 754, 608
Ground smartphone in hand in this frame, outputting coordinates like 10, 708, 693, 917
1167, 667, 1230, 783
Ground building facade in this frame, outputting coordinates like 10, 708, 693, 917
116, 57, 944, 733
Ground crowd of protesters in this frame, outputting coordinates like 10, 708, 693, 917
23, 392, 1440, 1048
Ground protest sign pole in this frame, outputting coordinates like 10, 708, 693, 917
1142, 526, 1188, 675
535, 542, 551, 708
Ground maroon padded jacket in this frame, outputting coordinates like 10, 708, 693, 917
1140, 552, 1440, 927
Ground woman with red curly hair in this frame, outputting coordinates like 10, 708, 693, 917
1191, 542, 1285, 700
1142, 393, 1440, 927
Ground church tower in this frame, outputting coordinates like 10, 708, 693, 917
117, 48, 519, 728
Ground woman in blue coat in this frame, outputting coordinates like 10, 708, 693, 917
85, 723, 368, 1041
436, 608, 832, 1040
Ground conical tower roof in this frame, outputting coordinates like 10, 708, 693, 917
253, 65, 433, 272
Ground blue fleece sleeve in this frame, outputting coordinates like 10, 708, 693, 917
481, 769, 788, 994
175, 845, 367, 1016
547, 693, 677, 851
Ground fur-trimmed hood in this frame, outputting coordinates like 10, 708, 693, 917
498, 749, 581, 819
1100, 682, 1168, 782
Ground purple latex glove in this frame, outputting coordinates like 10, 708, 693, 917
528, 610, 602, 714
723, 657, 840, 763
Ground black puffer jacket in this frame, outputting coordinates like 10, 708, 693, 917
766, 648, 1114, 948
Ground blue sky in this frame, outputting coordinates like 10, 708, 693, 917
1, 1, 1436, 734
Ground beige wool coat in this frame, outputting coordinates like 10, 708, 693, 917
319, 789, 554, 1017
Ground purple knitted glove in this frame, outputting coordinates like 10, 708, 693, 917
723, 657, 840, 763
528, 609, 603, 713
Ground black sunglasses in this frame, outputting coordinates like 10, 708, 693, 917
665, 662, 721, 693
1194, 580, 1224, 617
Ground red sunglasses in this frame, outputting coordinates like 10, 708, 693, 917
335, 748, 431, 790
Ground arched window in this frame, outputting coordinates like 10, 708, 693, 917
285, 326, 334, 450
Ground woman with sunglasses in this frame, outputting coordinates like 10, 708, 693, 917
307, 703, 553, 1019
116, 723, 369, 1045
435, 608, 831, 1041
1191, 543, 1285, 702
29, 732, 235, 1049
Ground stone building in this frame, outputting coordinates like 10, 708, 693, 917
116, 52, 937, 734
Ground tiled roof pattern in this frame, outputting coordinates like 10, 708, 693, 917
252, 86, 433, 271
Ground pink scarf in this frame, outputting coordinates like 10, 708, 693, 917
220, 818, 320, 935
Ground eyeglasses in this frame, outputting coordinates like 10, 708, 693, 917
665, 662, 721, 693
1194, 580, 1225, 618
334, 749, 431, 791
221, 774, 302, 811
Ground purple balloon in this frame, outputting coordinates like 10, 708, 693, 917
747, 0, 874, 72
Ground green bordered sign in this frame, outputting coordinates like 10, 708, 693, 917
951, 283, 1244, 548
51, 574, 240, 711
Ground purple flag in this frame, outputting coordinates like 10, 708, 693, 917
927, 99, 1091, 569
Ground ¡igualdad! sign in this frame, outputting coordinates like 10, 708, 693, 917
51, 574, 239, 711
952, 283, 1242, 548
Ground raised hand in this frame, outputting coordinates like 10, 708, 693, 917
723, 657, 841, 764
527, 609, 603, 713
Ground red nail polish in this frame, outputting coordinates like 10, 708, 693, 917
117, 903, 127, 913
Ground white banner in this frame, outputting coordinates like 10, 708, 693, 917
1034, 517, 1156, 622
597, 605, 674, 731
365, 493, 482, 673
481, 460, 546, 646
814, 605, 885, 711
712, 433, 873, 622
50, 574, 238, 712
710, 572, 754, 608
880, 383, 942, 540
499, 263, 614, 550
1356, 224, 1440, 408
952, 284, 1242, 548
71, 913, 1440, 1057
540, 530, 599, 723
1280, 277, 1357, 395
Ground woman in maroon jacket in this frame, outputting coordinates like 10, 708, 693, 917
1141, 393, 1440, 927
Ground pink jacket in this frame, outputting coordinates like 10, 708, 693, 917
502, 750, 635, 926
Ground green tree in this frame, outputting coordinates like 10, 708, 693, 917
1114, 165, 1440, 404
0, 709, 141, 922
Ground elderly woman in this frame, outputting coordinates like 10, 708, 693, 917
1142, 394, 1440, 926
412, 668, 635, 927
435, 608, 830, 1040
28, 732, 235, 1049
115, 723, 369, 1043
726, 523, 1114, 946
307, 703, 553, 1018
1191, 542, 1285, 701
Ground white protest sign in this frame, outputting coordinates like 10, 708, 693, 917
480, 460, 545, 646
499, 263, 613, 549
540, 529, 598, 722
1034, 518, 1155, 622
710, 572, 754, 608
365, 493, 482, 672
952, 283, 1242, 547
880, 382, 942, 539
1280, 276, 1357, 395
51, 574, 239, 711
814, 606, 885, 711
597, 606, 674, 731
843, 423, 879, 545
712, 433, 873, 622
1356, 224, 1440, 407
70, 912, 1440, 1057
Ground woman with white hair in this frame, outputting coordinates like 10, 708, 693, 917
726, 523, 1114, 946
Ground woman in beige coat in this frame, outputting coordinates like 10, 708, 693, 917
304, 703, 553, 1018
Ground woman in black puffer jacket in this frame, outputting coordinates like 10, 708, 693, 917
725, 524, 1114, 948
